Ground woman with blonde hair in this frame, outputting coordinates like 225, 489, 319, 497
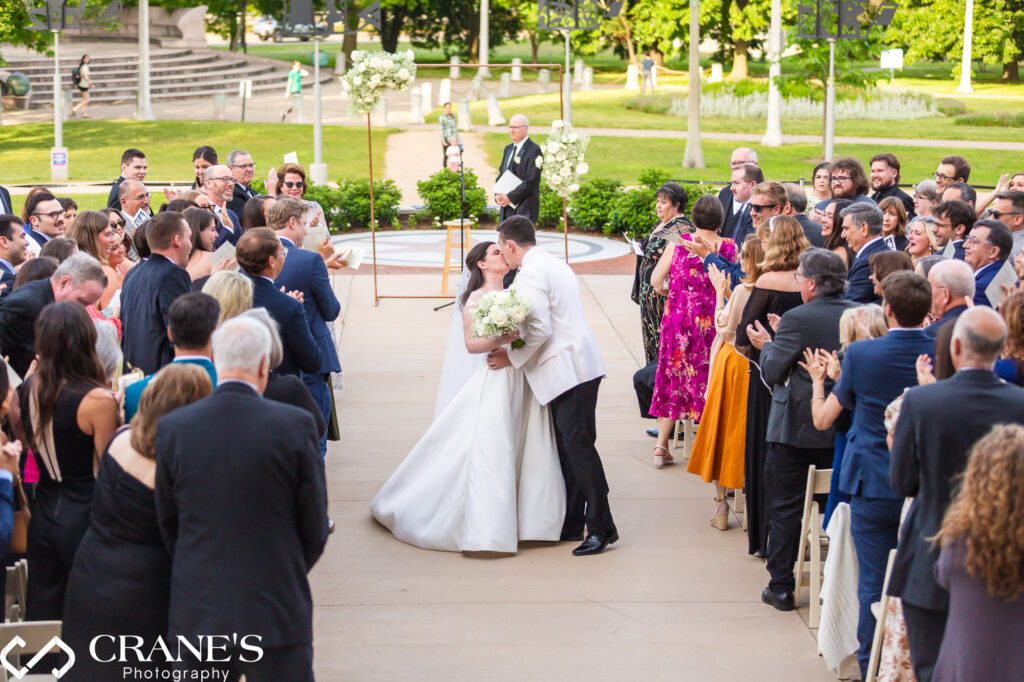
688, 235, 765, 529
932, 423, 1024, 681
735, 216, 809, 555
201, 271, 253, 323
907, 216, 941, 264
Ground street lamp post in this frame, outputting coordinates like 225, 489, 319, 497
762, 0, 783, 147
682, 0, 704, 168
956, 0, 974, 93
479, 0, 491, 78
136, 0, 155, 120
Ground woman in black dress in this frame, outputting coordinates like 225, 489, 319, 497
735, 217, 808, 557
632, 182, 695, 365
13, 302, 120, 620
62, 363, 212, 680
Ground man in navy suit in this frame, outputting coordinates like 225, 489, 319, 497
269, 197, 341, 457
120, 211, 194, 374
841, 202, 891, 303
202, 165, 243, 247
236, 227, 322, 379
964, 218, 1014, 307
924, 259, 973, 338
24, 192, 66, 251
933, 200, 973, 260
0, 215, 30, 299
810, 271, 935, 678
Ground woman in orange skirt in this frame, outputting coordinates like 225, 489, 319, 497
689, 235, 765, 530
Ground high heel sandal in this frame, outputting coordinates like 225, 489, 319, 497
653, 445, 674, 468
711, 497, 729, 530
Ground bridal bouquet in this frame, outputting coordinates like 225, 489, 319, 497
341, 49, 417, 114
537, 119, 590, 199
472, 288, 531, 350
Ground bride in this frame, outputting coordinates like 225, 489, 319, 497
371, 241, 566, 553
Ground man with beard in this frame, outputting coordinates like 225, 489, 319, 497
815, 157, 874, 211
869, 153, 914, 216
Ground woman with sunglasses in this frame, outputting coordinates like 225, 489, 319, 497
266, 163, 327, 230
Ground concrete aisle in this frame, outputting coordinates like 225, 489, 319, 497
311, 273, 834, 681
384, 130, 498, 206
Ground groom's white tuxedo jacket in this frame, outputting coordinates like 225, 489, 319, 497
508, 247, 606, 405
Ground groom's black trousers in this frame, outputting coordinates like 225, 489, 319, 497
550, 377, 615, 536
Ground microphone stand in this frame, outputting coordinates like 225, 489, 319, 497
434, 142, 467, 312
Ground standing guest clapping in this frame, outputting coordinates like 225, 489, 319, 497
62, 364, 213, 680
10, 303, 119, 620
649, 195, 736, 468
155, 317, 328, 681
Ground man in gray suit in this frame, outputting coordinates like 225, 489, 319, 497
747, 248, 857, 610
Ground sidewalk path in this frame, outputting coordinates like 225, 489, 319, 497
384, 130, 497, 205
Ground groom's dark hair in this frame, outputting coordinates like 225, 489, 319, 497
497, 215, 537, 246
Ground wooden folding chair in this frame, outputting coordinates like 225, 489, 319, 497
671, 419, 699, 459
793, 466, 832, 628
865, 549, 899, 682
5, 559, 27, 623
0, 620, 65, 681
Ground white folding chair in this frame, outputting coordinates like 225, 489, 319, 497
5, 559, 27, 623
671, 419, 699, 459
794, 466, 832, 628
0, 621, 65, 681
865, 549, 899, 682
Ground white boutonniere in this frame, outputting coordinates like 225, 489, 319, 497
514, 155, 522, 165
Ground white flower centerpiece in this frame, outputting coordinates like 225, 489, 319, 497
537, 119, 590, 199
340, 49, 417, 114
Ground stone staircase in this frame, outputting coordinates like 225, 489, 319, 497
4, 47, 334, 108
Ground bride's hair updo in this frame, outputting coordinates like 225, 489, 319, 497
461, 241, 496, 307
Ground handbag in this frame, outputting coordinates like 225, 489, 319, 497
9, 480, 30, 555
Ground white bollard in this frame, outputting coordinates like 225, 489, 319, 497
510, 57, 523, 81
438, 78, 451, 107
471, 75, 483, 100
457, 100, 472, 131
449, 55, 461, 79
582, 67, 594, 91
333, 52, 347, 76
310, 163, 328, 185
626, 63, 639, 90
407, 88, 425, 124
421, 81, 433, 115
499, 72, 511, 98
574, 58, 584, 84
651, 64, 658, 88
538, 68, 550, 93
486, 95, 506, 126
709, 63, 724, 83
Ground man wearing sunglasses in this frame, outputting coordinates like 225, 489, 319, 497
989, 190, 1024, 259
226, 149, 258, 216
202, 165, 243, 248
743, 181, 786, 245
24, 191, 66, 252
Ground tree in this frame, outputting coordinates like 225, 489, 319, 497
726, 0, 769, 79
0, 3, 51, 64
405, 0, 522, 61
627, 0, 689, 64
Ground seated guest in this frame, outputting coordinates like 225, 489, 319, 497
202, 270, 253, 324
932, 200, 975, 260
202, 165, 243, 247
877, 196, 909, 251
242, 194, 274, 232
124, 292, 220, 422
107, 148, 148, 210
889, 308, 1024, 682
118, 179, 152, 233
0, 253, 107, 377
235, 228, 321, 378
270, 197, 341, 457
925, 259, 974, 338
184, 207, 219, 281
816, 157, 874, 211
907, 215, 941, 265
0, 214, 30, 298
24, 191, 67, 252
782, 183, 824, 247
11, 302, 120, 620
869, 250, 914, 301
154, 317, 328, 681
806, 270, 935, 678
932, 423, 1024, 682
120, 212, 194, 375
752, 248, 856, 611
996, 291, 1024, 385
12, 257, 58, 291
841, 202, 890, 303
63, 364, 213, 679
965, 219, 1014, 307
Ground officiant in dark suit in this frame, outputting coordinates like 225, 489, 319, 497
495, 114, 542, 224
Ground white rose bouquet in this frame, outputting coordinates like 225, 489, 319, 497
537, 119, 590, 199
340, 49, 417, 115
471, 288, 531, 350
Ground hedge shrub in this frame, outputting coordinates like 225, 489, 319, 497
569, 177, 624, 233
246, 177, 402, 232
417, 168, 488, 221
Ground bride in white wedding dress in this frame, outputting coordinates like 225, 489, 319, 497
371, 241, 566, 553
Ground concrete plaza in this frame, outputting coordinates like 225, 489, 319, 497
311, 271, 835, 681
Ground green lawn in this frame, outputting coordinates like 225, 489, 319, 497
0, 120, 390, 185
483, 133, 1022, 187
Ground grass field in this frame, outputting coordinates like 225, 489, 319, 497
0, 120, 390, 185
482, 133, 1022, 188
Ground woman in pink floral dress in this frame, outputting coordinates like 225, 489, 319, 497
649, 195, 737, 467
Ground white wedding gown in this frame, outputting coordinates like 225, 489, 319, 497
371, 357, 567, 553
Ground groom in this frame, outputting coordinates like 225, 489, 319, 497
486, 216, 618, 556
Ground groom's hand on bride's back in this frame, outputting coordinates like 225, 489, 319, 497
487, 348, 511, 370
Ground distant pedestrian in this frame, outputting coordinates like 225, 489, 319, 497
281, 61, 308, 123
641, 52, 655, 93
70, 55, 92, 119
439, 102, 459, 170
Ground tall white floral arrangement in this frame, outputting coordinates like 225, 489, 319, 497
537, 120, 590, 199
340, 49, 417, 114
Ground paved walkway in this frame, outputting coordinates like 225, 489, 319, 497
314, 272, 835, 680
384, 130, 498, 205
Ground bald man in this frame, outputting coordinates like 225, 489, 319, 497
495, 114, 543, 225
203, 165, 243, 247
890, 306, 1024, 681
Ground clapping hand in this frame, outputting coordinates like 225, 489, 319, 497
265, 167, 279, 195
798, 347, 827, 384
767, 313, 781, 332
282, 287, 304, 303
680, 236, 712, 259
0, 440, 21, 479
162, 187, 183, 202
746, 319, 772, 350
996, 172, 1011, 193
708, 264, 732, 299
916, 353, 936, 386
817, 348, 842, 381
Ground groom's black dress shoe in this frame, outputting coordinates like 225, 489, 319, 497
560, 528, 584, 542
572, 530, 619, 556
761, 587, 795, 611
